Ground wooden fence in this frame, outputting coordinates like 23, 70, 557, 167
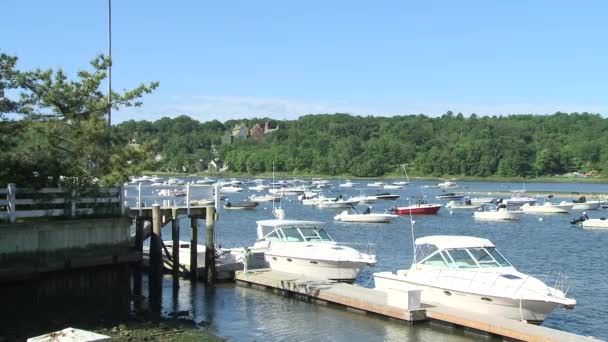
0, 184, 123, 224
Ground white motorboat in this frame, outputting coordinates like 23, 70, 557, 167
473, 205, 524, 220
249, 194, 281, 202
437, 181, 461, 189
339, 180, 357, 188
520, 202, 568, 214
445, 200, 480, 210
571, 213, 608, 229
334, 207, 398, 223
503, 191, 537, 206
269, 187, 307, 195
373, 236, 575, 323
220, 185, 243, 193
249, 184, 269, 191
252, 219, 376, 282
383, 184, 403, 190
315, 197, 360, 209
469, 197, 497, 205
367, 181, 385, 188
348, 194, 378, 203
143, 240, 246, 279
195, 178, 215, 185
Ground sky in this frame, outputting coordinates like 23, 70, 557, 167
2, 0, 607, 124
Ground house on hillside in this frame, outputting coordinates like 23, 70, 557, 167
264, 121, 279, 134
222, 123, 250, 144
250, 123, 265, 139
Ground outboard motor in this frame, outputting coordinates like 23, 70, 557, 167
570, 215, 587, 225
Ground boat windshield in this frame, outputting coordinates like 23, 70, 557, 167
264, 226, 333, 243
441, 247, 511, 269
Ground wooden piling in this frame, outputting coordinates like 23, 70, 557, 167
171, 208, 179, 281
190, 216, 198, 280
7, 183, 16, 224
205, 207, 216, 285
133, 216, 144, 299
149, 204, 162, 320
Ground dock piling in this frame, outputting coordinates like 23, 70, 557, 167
205, 207, 216, 285
190, 216, 198, 280
171, 208, 180, 283
149, 204, 162, 319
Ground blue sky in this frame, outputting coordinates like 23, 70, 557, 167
3, 0, 607, 123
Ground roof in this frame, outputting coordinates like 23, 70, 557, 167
256, 219, 325, 227
415, 235, 495, 249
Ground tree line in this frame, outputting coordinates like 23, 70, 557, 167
3, 52, 608, 189
115, 112, 608, 178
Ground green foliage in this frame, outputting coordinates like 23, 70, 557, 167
110, 112, 608, 178
0, 53, 158, 187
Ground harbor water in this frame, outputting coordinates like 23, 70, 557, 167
171, 179, 607, 340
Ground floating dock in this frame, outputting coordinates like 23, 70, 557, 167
235, 269, 598, 342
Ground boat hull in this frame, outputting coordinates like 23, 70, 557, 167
265, 254, 364, 283
374, 272, 559, 323
334, 213, 397, 223
395, 205, 441, 215
580, 218, 608, 229
473, 211, 523, 220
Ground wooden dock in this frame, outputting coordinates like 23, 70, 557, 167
235, 269, 598, 342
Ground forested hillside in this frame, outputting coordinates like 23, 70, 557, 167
114, 112, 608, 178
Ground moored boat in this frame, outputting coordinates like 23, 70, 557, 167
334, 207, 398, 223
373, 236, 575, 323
520, 202, 568, 214
391, 201, 442, 215
252, 219, 376, 282
224, 200, 259, 210
473, 204, 524, 220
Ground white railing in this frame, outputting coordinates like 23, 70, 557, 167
0, 183, 122, 224
122, 183, 218, 215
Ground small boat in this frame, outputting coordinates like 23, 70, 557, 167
315, 197, 360, 209
570, 213, 608, 229
249, 194, 281, 202
469, 197, 497, 205
436, 192, 465, 200
349, 194, 378, 203
252, 219, 376, 282
445, 200, 480, 210
520, 202, 568, 214
249, 184, 269, 191
374, 193, 400, 200
339, 180, 357, 188
373, 236, 575, 323
503, 190, 537, 207
383, 184, 403, 190
334, 206, 398, 223
391, 201, 442, 215
367, 181, 385, 188
557, 196, 602, 211
473, 204, 524, 220
143, 240, 247, 280
436, 181, 461, 189
220, 185, 243, 193
224, 200, 259, 210
195, 178, 215, 185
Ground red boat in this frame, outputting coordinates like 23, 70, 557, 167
393, 203, 442, 215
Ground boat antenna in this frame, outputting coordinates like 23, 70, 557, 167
409, 197, 417, 265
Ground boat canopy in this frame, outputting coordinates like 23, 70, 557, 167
415, 236, 494, 250
414, 236, 511, 269
256, 219, 332, 242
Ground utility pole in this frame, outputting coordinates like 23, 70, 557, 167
107, 0, 112, 127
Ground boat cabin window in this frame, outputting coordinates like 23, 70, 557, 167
420, 251, 448, 267
317, 228, 333, 242
468, 248, 501, 268
415, 244, 438, 262
282, 227, 305, 242
486, 248, 511, 267
299, 227, 323, 242
444, 249, 478, 269
264, 230, 282, 242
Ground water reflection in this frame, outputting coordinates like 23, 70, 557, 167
159, 275, 489, 341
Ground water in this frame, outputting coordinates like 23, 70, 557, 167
161, 179, 608, 340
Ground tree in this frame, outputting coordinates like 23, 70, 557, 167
0, 53, 158, 187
